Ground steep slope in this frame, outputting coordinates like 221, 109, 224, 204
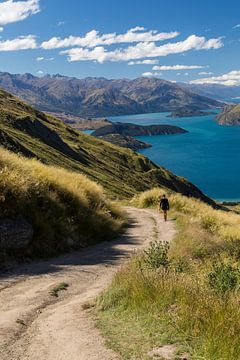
0, 88, 215, 204
216, 104, 240, 125
0, 147, 124, 260
0, 72, 222, 117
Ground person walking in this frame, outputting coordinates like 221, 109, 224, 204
159, 194, 170, 222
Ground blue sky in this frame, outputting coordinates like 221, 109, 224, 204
0, 0, 240, 84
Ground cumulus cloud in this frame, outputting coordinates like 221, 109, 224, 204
0, 35, 37, 51
0, 0, 40, 26
128, 59, 159, 65
61, 35, 223, 63
41, 27, 179, 49
233, 24, 240, 29
0, 27, 3, 32
152, 64, 207, 71
142, 71, 163, 77
190, 70, 240, 86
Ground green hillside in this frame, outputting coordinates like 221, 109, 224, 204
0, 88, 214, 204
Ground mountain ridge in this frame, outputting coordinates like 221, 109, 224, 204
0, 72, 222, 118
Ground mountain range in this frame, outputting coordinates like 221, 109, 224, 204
0, 87, 215, 205
180, 83, 240, 101
0, 72, 222, 118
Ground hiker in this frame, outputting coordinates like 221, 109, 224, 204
159, 194, 169, 222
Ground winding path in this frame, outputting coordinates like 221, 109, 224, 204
0, 207, 175, 360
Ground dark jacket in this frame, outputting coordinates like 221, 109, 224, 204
160, 198, 169, 211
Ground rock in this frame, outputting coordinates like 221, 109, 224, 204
0, 218, 33, 249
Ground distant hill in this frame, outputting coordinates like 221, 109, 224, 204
180, 83, 240, 101
92, 122, 187, 150
0, 72, 222, 118
93, 122, 187, 137
0, 87, 215, 204
216, 104, 240, 125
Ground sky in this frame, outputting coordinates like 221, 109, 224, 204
0, 0, 240, 85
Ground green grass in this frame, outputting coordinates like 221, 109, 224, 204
50, 282, 69, 297
97, 188, 240, 360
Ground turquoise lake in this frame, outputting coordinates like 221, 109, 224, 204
108, 110, 240, 202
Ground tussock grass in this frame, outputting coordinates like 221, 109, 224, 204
98, 188, 240, 359
0, 147, 124, 262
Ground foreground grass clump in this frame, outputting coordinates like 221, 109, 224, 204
97, 188, 240, 360
0, 147, 124, 262
50, 282, 69, 297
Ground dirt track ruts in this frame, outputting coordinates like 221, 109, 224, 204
0, 207, 175, 360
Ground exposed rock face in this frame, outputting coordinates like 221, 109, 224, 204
0, 218, 33, 249
0, 72, 222, 117
216, 104, 240, 125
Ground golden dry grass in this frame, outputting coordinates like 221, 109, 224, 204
98, 188, 240, 359
0, 147, 124, 262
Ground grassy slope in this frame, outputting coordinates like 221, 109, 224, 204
98, 188, 240, 360
0, 147, 124, 262
0, 88, 215, 204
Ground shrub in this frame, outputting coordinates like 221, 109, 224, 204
208, 261, 240, 295
201, 214, 219, 233
142, 240, 170, 269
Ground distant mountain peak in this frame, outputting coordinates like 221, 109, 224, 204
0, 71, 223, 118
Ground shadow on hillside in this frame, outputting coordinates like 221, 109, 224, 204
0, 214, 141, 280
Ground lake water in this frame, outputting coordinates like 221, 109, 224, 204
108, 109, 240, 202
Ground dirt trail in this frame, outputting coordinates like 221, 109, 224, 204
0, 207, 175, 360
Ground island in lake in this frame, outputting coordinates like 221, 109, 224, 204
92, 122, 188, 150
168, 107, 215, 118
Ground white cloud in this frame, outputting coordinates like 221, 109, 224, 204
198, 71, 213, 75
128, 59, 159, 65
62, 35, 223, 63
41, 27, 179, 49
57, 21, 65, 27
37, 70, 43, 75
36, 56, 54, 61
190, 70, 240, 86
152, 64, 207, 71
142, 71, 163, 77
184, 72, 189, 76
0, 0, 40, 26
233, 24, 240, 29
0, 27, 3, 32
0, 35, 37, 51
